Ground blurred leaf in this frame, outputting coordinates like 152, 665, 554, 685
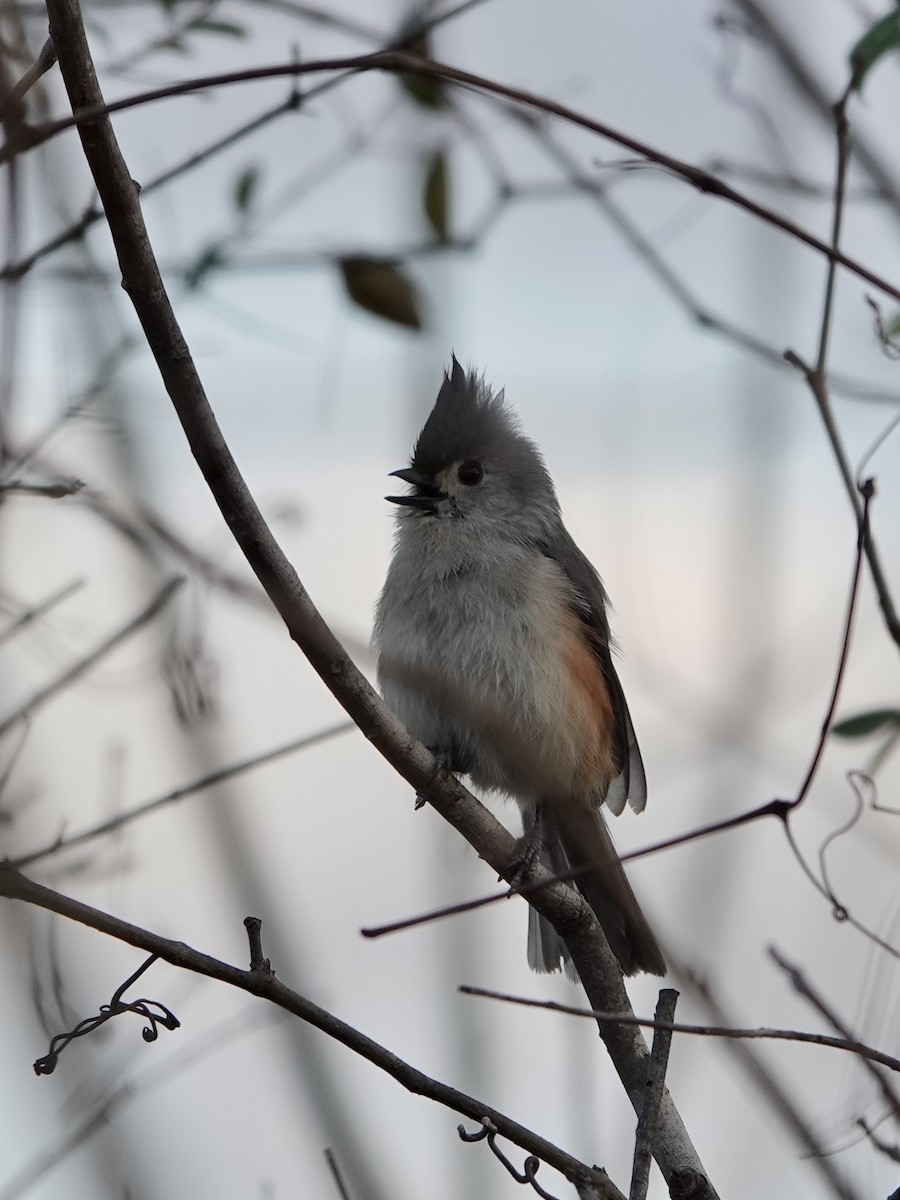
832, 708, 900, 738
233, 166, 259, 215
189, 18, 247, 38
423, 149, 450, 243
339, 257, 422, 329
397, 30, 448, 110
159, 37, 190, 55
850, 9, 900, 91
887, 309, 900, 338
184, 244, 225, 291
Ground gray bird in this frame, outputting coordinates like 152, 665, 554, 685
374, 358, 665, 977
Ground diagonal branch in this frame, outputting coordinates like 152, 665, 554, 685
0, 576, 183, 740
12, 720, 354, 869
43, 1, 716, 1191
0, 862, 619, 1200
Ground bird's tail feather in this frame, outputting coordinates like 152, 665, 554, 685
526, 802, 665, 978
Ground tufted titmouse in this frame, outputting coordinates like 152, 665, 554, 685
374, 358, 665, 978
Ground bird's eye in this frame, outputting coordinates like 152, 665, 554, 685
457, 460, 484, 486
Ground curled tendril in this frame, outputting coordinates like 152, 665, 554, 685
816, 772, 868, 914
33, 955, 178, 1076
458, 1119, 563, 1200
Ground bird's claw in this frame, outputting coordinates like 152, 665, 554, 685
414, 747, 452, 810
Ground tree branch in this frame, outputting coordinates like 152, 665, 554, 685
0, 576, 183, 740
4, 49, 900, 305
459, 985, 900, 1075
0, 862, 618, 1198
43, 1, 716, 1190
12, 720, 354, 869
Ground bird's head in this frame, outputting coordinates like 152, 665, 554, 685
386, 357, 558, 535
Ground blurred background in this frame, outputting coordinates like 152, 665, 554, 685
1, 1, 900, 1197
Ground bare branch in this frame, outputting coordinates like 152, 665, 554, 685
43, 4, 716, 1188
0, 576, 183, 741
242, 916, 272, 977
0, 0, 481, 281
856, 1117, 900, 1166
771, 948, 900, 1123
734, 0, 900, 232
3, 49, 899, 304
789, 478, 872, 810
685, 970, 860, 1200
0, 862, 611, 1195
630, 990, 678, 1200
458, 986, 900, 1074
12, 720, 354, 869
0, 578, 84, 648
0, 476, 84, 497
0, 35, 56, 124
324, 1148, 353, 1200
784, 85, 900, 655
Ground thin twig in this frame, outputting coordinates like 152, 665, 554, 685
0, 862, 612, 1195
0, 336, 134, 478
0, 35, 56, 123
4, 50, 900, 305
814, 83, 854, 377
788, 479, 872, 810
770, 948, 900, 1123
0, 477, 83, 497
324, 1148, 352, 1200
630, 990, 678, 1200
0, 577, 183, 741
12, 720, 354, 868
856, 1117, 900, 1166
685, 970, 860, 1200
784, 81, 900, 654
0, 0, 482, 281
0, 578, 84, 648
360, 799, 793, 940
44, 5, 716, 1187
735, 0, 900, 234
243, 917, 272, 976
458, 986, 900, 1074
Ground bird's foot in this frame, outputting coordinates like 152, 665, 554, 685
502, 824, 545, 893
415, 747, 453, 810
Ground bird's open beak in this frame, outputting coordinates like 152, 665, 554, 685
385, 467, 444, 510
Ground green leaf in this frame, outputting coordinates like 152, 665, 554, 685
849, 9, 900, 91
887, 309, 900, 338
423, 149, 450, 243
184, 244, 225, 291
397, 30, 448, 111
831, 708, 900, 738
339, 257, 423, 330
189, 18, 247, 38
233, 166, 259, 216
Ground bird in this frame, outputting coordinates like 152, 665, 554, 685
373, 357, 665, 978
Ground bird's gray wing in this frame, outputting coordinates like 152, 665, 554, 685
538, 524, 647, 816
